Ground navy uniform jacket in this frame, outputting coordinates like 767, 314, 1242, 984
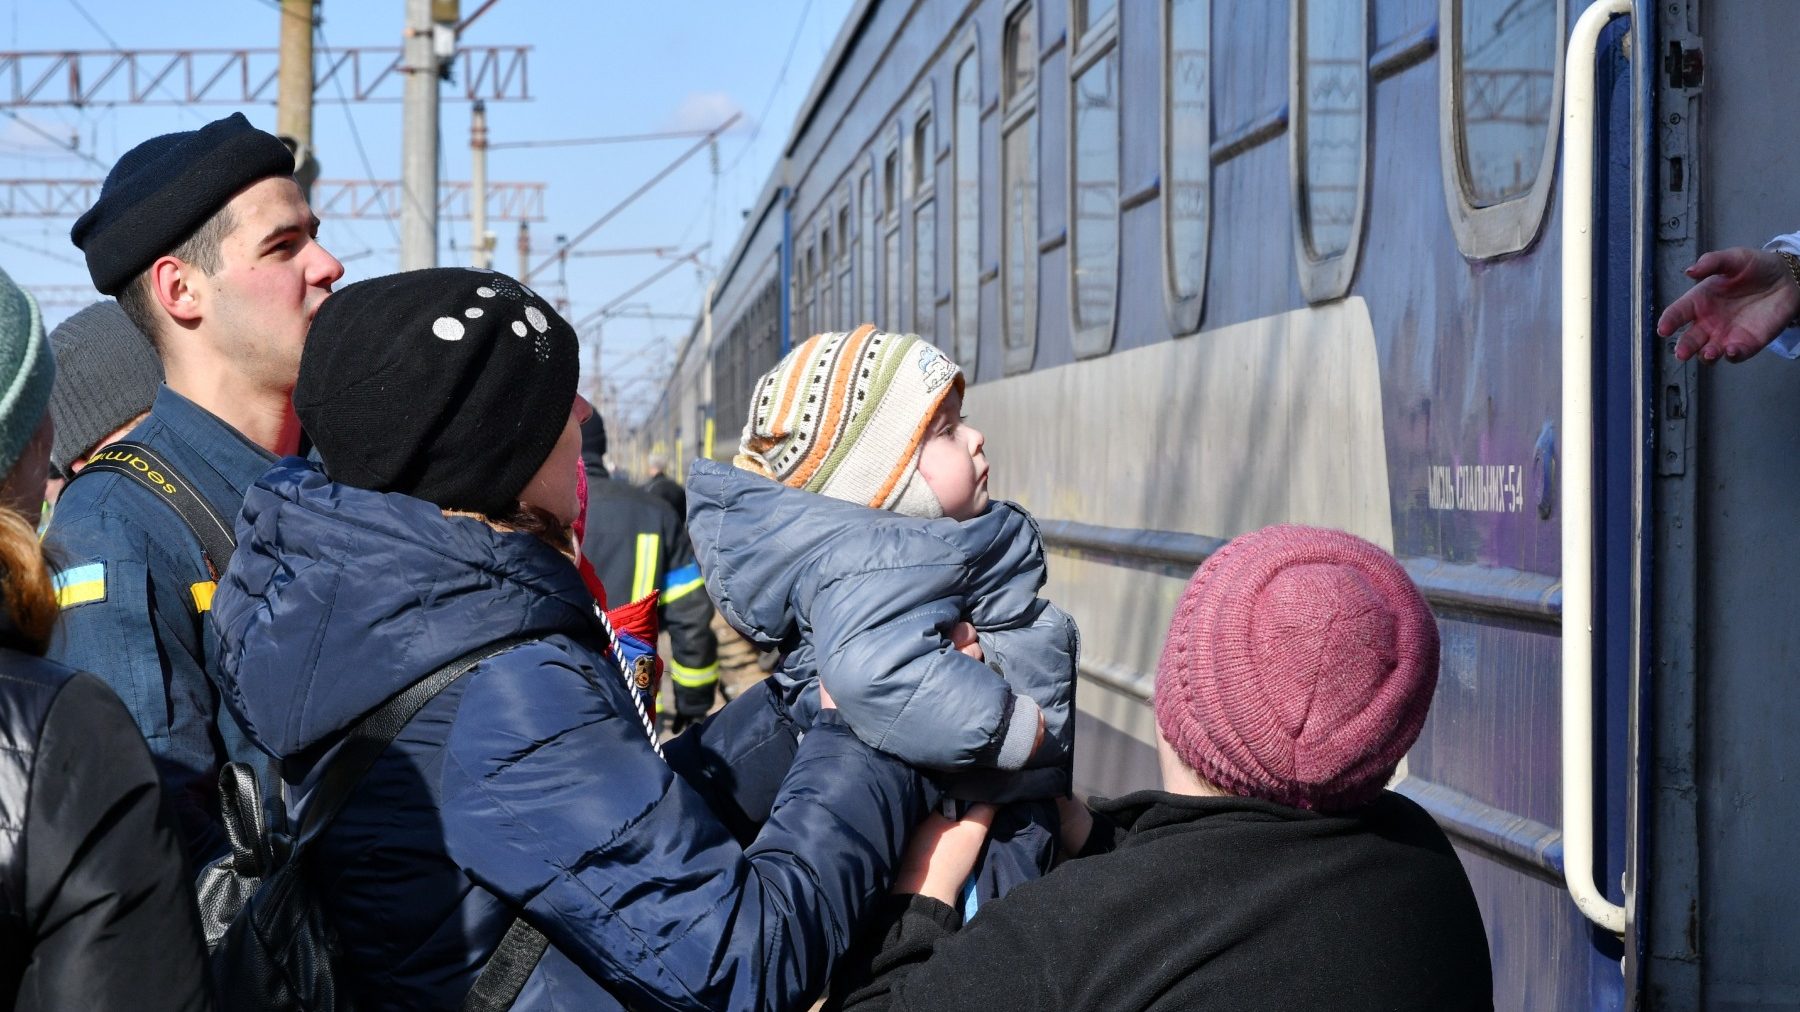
44, 385, 273, 870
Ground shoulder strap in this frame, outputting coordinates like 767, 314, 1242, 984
67, 440, 237, 579
296, 637, 530, 844
462, 918, 552, 1011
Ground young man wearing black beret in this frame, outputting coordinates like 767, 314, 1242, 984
44, 112, 343, 869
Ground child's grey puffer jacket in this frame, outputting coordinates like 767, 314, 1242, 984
686, 458, 1076, 801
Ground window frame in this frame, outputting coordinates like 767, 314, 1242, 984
836, 192, 853, 327
1288, 0, 1369, 302
1066, 0, 1123, 358
1160, 0, 1210, 337
1437, 0, 1568, 259
909, 83, 939, 338
819, 218, 834, 332
882, 126, 904, 330
951, 28, 982, 372
858, 162, 876, 324
1000, 0, 1041, 374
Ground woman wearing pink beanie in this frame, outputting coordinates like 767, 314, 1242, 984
831, 525, 1493, 1012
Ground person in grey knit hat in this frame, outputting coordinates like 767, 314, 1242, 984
44, 301, 161, 505
0, 267, 55, 515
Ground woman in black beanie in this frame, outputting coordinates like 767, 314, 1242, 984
209, 267, 928, 1010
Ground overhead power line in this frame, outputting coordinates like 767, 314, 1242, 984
526, 114, 738, 280
575, 247, 708, 332
489, 128, 727, 151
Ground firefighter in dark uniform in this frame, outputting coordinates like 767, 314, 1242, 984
578, 413, 720, 731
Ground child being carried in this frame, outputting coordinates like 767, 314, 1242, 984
687, 325, 1078, 909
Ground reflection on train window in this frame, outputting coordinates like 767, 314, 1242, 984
1002, 1, 1038, 373
1070, 15, 1120, 358
1163, 0, 1208, 334
858, 168, 874, 322
1292, 0, 1365, 302
1440, 0, 1564, 258
1298, 0, 1362, 258
883, 140, 901, 329
1078, 0, 1117, 41
913, 110, 934, 194
1457, 0, 1556, 204
953, 46, 980, 371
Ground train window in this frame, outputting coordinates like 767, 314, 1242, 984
1439, 0, 1566, 258
820, 224, 834, 331
912, 92, 937, 335
953, 44, 980, 371
1001, 1, 1038, 374
859, 168, 874, 323
1162, 0, 1208, 335
883, 135, 902, 330
804, 241, 817, 338
838, 198, 853, 328
912, 112, 934, 195
1290, 0, 1367, 302
1069, 0, 1120, 358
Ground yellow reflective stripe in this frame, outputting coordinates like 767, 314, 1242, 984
631, 533, 660, 602
667, 659, 719, 688
190, 581, 217, 613
662, 574, 706, 604
55, 579, 105, 608
52, 563, 105, 608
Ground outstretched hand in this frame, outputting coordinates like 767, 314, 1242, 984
892, 804, 997, 904
1658, 246, 1800, 363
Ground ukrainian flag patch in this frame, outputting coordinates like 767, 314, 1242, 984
53, 563, 106, 608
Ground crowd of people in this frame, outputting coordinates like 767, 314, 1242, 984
2, 106, 1770, 1010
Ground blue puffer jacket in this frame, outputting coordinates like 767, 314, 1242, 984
211, 459, 926, 1010
686, 459, 1077, 801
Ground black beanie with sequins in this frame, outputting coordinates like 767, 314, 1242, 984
293, 267, 579, 516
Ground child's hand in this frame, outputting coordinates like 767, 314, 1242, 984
817, 680, 836, 711
893, 804, 997, 904
949, 621, 982, 661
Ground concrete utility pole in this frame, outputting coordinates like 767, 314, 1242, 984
517, 220, 530, 281
276, 0, 318, 196
401, 0, 456, 269
469, 99, 491, 267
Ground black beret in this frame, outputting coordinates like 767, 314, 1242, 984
70, 113, 295, 296
294, 267, 580, 517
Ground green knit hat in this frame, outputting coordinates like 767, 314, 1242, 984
0, 270, 53, 480
737, 325, 961, 517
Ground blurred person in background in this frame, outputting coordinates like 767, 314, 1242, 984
41, 300, 161, 509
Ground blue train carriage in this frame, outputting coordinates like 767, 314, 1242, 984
689, 0, 1789, 1007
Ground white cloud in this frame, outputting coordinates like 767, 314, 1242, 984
664, 91, 748, 134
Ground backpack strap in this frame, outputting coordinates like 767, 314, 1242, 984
67, 440, 237, 579
462, 918, 552, 1011
295, 637, 530, 845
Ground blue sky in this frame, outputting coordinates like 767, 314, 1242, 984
0, 0, 854, 404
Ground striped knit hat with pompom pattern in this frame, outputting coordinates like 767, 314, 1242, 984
735, 325, 961, 518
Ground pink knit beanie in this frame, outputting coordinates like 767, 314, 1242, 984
1154, 524, 1439, 812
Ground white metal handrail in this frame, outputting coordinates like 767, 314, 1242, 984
1560, 0, 1633, 937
